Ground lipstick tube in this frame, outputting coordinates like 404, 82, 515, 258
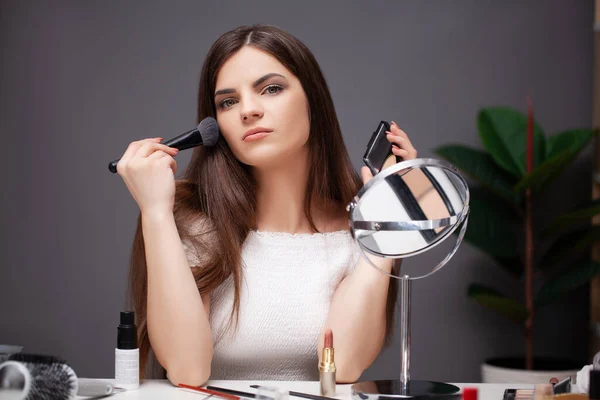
319, 330, 336, 397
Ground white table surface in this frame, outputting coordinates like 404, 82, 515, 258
76, 379, 532, 400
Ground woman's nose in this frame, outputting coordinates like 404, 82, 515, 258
240, 98, 264, 122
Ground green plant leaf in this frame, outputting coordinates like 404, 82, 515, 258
477, 107, 545, 178
535, 261, 600, 307
514, 129, 595, 193
546, 129, 596, 160
468, 283, 529, 323
539, 226, 600, 271
463, 187, 522, 276
541, 199, 600, 237
434, 144, 521, 204
512, 149, 573, 193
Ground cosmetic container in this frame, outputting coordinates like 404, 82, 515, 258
115, 311, 139, 390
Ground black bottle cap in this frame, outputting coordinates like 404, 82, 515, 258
590, 369, 600, 399
120, 311, 135, 326
117, 311, 137, 350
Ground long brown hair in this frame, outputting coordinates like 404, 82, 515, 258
128, 24, 399, 379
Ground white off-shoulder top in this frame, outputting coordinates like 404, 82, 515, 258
184, 229, 359, 380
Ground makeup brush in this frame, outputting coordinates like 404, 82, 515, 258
108, 116, 221, 173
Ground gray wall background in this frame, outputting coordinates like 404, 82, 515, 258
0, 0, 595, 382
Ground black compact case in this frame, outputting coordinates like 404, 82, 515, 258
363, 121, 394, 176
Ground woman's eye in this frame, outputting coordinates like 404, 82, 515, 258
218, 85, 282, 109
263, 85, 283, 95
219, 99, 236, 109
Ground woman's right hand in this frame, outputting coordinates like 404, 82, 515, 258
116, 138, 179, 216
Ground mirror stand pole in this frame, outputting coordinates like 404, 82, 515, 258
400, 275, 411, 394
350, 270, 461, 400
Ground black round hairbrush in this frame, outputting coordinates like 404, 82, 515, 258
0, 353, 78, 400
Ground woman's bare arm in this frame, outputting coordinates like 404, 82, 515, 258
143, 210, 213, 386
320, 256, 392, 383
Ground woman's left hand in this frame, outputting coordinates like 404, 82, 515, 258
360, 121, 418, 184
387, 121, 417, 161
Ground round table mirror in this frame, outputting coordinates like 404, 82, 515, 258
347, 158, 470, 399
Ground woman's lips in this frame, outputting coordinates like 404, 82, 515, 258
243, 131, 272, 142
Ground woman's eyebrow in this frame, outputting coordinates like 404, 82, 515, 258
214, 73, 286, 97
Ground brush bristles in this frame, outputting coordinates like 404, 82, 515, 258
8, 353, 78, 400
199, 117, 219, 147
9, 353, 66, 365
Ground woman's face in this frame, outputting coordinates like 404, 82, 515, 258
213, 46, 311, 168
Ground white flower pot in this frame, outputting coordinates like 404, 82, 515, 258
481, 358, 580, 384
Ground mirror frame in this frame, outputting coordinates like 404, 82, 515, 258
347, 158, 470, 277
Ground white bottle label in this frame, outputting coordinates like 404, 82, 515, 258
115, 348, 139, 389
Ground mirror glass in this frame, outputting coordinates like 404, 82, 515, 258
349, 159, 470, 279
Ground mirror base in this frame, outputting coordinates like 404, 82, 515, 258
351, 379, 460, 399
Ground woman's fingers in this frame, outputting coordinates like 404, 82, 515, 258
122, 138, 162, 159
147, 151, 178, 173
386, 122, 417, 160
133, 141, 179, 159
147, 150, 170, 160
117, 139, 179, 176
392, 146, 410, 158
389, 121, 408, 138
160, 154, 178, 174
388, 135, 417, 157
117, 138, 162, 174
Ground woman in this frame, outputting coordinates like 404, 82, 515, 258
117, 24, 417, 386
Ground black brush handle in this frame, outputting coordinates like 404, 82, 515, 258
206, 386, 256, 398
108, 128, 199, 173
108, 160, 119, 173
249, 385, 337, 400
